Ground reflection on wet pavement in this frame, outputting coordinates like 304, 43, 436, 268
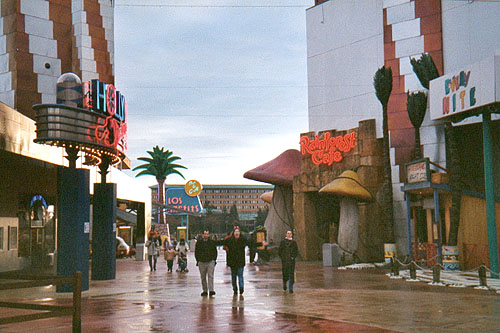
1, 251, 500, 332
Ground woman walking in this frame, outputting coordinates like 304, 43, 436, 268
146, 231, 161, 271
279, 231, 298, 293
224, 227, 266, 295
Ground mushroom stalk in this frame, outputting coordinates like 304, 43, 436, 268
337, 197, 359, 256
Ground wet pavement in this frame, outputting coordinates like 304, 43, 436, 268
1, 251, 500, 332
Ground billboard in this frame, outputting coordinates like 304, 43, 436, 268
166, 188, 203, 215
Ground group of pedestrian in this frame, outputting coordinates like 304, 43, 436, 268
146, 228, 299, 296
145, 230, 190, 273
194, 227, 297, 297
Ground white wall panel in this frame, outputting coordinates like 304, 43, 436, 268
37, 75, 57, 94
395, 35, 424, 58
33, 55, 61, 77
24, 16, 53, 39
20, 0, 49, 20
29, 36, 57, 57
392, 18, 420, 41
383, 0, 410, 9
0, 54, 8, 74
386, 1, 414, 25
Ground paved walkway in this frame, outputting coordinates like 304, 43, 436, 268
1, 251, 500, 332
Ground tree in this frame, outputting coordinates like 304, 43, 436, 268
407, 91, 427, 159
133, 146, 186, 224
373, 66, 395, 244
254, 207, 269, 228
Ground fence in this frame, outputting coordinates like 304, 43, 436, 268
0, 271, 81, 333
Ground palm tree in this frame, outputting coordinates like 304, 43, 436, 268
407, 91, 427, 159
373, 66, 395, 244
133, 146, 187, 224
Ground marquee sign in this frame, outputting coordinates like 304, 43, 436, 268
34, 74, 127, 165
430, 54, 500, 121
299, 132, 356, 166
165, 188, 203, 215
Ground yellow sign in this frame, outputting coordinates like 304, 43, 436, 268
185, 180, 202, 197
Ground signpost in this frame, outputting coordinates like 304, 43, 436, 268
166, 182, 203, 241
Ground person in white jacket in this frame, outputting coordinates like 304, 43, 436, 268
145, 231, 161, 271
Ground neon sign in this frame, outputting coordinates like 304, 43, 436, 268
83, 79, 127, 153
299, 132, 356, 166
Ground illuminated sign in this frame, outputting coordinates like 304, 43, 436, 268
430, 54, 500, 121
185, 180, 202, 197
166, 188, 203, 215
34, 75, 128, 165
299, 132, 356, 166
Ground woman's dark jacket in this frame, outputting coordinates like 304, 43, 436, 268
223, 236, 250, 268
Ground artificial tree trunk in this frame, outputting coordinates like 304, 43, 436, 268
337, 197, 359, 255
381, 103, 395, 243
157, 178, 165, 224
414, 126, 422, 159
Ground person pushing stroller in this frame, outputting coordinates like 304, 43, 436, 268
175, 238, 189, 273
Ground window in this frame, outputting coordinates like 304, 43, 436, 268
8, 226, 17, 250
0, 227, 3, 250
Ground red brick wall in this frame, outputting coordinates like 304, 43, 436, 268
383, 0, 443, 181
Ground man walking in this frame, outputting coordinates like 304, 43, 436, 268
279, 230, 298, 293
195, 230, 218, 297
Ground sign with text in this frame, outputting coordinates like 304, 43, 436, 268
166, 188, 203, 215
405, 158, 430, 184
430, 54, 500, 120
299, 132, 356, 166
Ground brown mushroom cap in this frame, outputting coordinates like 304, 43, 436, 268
260, 191, 273, 203
243, 149, 301, 186
319, 170, 372, 202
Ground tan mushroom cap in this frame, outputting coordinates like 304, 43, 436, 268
319, 170, 372, 202
260, 191, 273, 204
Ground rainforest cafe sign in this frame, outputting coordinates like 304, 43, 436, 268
300, 132, 356, 166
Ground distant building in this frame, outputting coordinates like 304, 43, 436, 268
151, 184, 273, 221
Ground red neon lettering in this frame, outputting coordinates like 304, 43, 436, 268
299, 132, 357, 166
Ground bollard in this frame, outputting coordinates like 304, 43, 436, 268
479, 265, 488, 287
394, 258, 400, 276
340, 252, 346, 267
410, 261, 417, 280
73, 271, 82, 333
433, 265, 440, 283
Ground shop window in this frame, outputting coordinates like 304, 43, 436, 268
8, 226, 18, 250
0, 227, 3, 250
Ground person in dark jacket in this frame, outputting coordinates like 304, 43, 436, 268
279, 230, 298, 293
224, 227, 266, 295
195, 230, 218, 297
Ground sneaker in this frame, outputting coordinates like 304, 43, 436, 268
289, 289, 294, 294
239, 289, 244, 295
209, 291, 216, 296
233, 290, 238, 296
283, 284, 287, 291
201, 291, 208, 297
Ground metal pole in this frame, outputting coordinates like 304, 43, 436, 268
482, 111, 499, 278
72, 271, 82, 333
405, 192, 413, 261
434, 189, 442, 265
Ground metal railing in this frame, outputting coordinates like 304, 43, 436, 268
0, 271, 81, 333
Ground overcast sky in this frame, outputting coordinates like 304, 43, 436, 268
114, 0, 313, 188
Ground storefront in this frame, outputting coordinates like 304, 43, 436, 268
293, 119, 386, 261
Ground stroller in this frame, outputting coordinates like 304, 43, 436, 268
176, 252, 189, 273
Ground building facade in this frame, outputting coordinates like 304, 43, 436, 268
303, 0, 500, 263
0, 0, 151, 272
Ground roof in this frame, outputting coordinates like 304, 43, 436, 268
243, 149, 301, 186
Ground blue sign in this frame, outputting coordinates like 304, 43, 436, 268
166, 188, 203, 215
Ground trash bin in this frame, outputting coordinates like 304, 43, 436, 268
135, 243, 145, 261
322, 243, 341, 267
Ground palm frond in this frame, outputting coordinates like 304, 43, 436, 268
410, 53, 439, 89
373, 66, 393, 106
407, 91, 428, 128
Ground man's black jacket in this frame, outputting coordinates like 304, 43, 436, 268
195, 238, 218, 263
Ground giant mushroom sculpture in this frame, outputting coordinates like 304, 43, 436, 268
244, 149, 301, 245
319, 170, 372, 263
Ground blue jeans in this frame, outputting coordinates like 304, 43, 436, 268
231, 266, 244, 292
